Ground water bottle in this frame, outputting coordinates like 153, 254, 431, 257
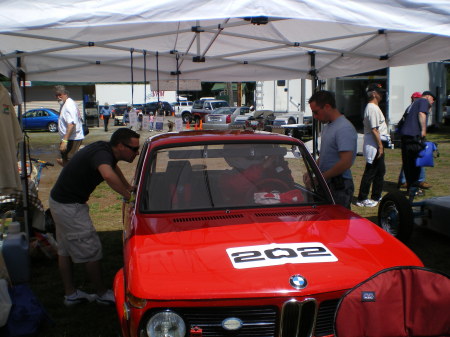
1, 221, 30, 284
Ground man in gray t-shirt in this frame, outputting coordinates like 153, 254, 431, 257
309, 91, 357, 209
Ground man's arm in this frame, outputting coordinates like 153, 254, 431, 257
98, 164, 132, 200
419, 111, 427, 137
322, 151, 353, 180
371, 127, 383, 158
113, 165, 133, 191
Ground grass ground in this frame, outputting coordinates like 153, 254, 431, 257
19, 123, 450, 336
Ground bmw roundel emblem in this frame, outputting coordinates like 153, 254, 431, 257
222, 317, 243, 331
290, 274, 307, 289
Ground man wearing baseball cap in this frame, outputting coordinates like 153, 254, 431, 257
397, 92, 431, 191
356, 83, 388, 207
397, 90, 435, 198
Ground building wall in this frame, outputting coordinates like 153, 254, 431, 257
95, 84, 177, 105
389, 64, 430, 126
23, 85, 83, 111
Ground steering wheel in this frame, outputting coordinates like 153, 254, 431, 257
246, 178, 290, 202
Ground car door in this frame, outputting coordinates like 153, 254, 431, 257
22, 110, 38, 129
35, 109, 49, 129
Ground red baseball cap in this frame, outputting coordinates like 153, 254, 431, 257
411, 92, 422, 99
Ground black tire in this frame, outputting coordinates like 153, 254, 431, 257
182, 113, 191, 124
378, 191, 414, 243
48, 122, 58, 133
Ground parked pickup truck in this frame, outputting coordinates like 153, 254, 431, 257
190, 99, 229, 123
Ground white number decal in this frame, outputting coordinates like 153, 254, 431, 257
227, 243, 337, 269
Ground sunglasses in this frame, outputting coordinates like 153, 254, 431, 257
122, 143, 140, 153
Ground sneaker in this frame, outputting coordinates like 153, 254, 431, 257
355, 199, 378, 207
64, 289, 96, 307
95, 289, 115, 305
415, 188, 424, 196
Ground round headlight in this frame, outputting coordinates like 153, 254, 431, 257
146, 311, 186, 337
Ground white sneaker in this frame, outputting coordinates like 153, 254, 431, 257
95, 289, 115, 305
64, 289, 96, 307
355, 199, 378, 207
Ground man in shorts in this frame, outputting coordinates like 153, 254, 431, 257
49, 128, 140, 306
54, 85, 84, 166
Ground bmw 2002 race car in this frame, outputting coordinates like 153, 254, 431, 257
114, 130, 422, 337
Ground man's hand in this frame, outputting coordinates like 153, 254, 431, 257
377, 145, 384, 159
60, 141, 68, 153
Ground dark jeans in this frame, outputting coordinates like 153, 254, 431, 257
103, 115, 110, 131
357, 153, 385, 201
328, 177, 354, 209
401, 136, 422, 188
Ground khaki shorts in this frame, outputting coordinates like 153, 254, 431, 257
49, 196, 102, 263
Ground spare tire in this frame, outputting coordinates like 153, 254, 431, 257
377, 191, 414, 243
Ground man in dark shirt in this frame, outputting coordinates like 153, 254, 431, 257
398, 91, 435, 198
49, 128, 140, 306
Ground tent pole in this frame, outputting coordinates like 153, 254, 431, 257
309, 51, 319, 159
156, 51, 160, 105
16, 56, 30, 238
143, 50, 147, 104
130, 49, 134, 106
176, 52, 180, 108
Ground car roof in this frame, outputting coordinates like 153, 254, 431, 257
144, 130, 301, 149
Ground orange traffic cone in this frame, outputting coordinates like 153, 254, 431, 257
199, 120, 203, 130
186, 120, 190, 129
194, 123, 198, 130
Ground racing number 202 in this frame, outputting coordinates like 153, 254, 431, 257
231, 246, 331, 264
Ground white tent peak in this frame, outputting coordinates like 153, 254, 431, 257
1, 0, 449, 81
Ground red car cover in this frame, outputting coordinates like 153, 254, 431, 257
334, 266, 450, 337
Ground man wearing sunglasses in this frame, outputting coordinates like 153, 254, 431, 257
49, 128, 140, 307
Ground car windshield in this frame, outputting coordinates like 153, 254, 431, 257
211, 101, 229, 109
139, 143, 330, 213
212, 107, 236, 115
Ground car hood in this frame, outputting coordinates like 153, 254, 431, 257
125, 206, 422, 301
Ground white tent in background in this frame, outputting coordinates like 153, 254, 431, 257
0, 0, 449, 82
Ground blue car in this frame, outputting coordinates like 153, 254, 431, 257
22, 108, 59, 132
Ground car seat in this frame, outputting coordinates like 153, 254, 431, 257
334, 266, 450, 337
166, 160, 193, 210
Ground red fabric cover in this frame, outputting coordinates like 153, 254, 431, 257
334, 266, 450, 337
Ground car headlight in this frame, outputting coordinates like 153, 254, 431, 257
146, 311, 186, 337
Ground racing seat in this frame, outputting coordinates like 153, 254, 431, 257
334, 266, 450, 337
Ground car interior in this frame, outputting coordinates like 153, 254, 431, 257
140, 143, 330, 213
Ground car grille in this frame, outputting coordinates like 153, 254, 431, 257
280, 299, 339, 337
176, 306, 277, 336
314, 299, 339, 336
158, 300, 338, 337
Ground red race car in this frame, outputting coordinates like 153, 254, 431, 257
114, 130, 422, 337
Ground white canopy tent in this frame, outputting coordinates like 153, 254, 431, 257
0, 0, 449, 234
0, 0, 449, 82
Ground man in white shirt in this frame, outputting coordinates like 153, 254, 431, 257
356, 83, 388, 207
54, 85, 84, 166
